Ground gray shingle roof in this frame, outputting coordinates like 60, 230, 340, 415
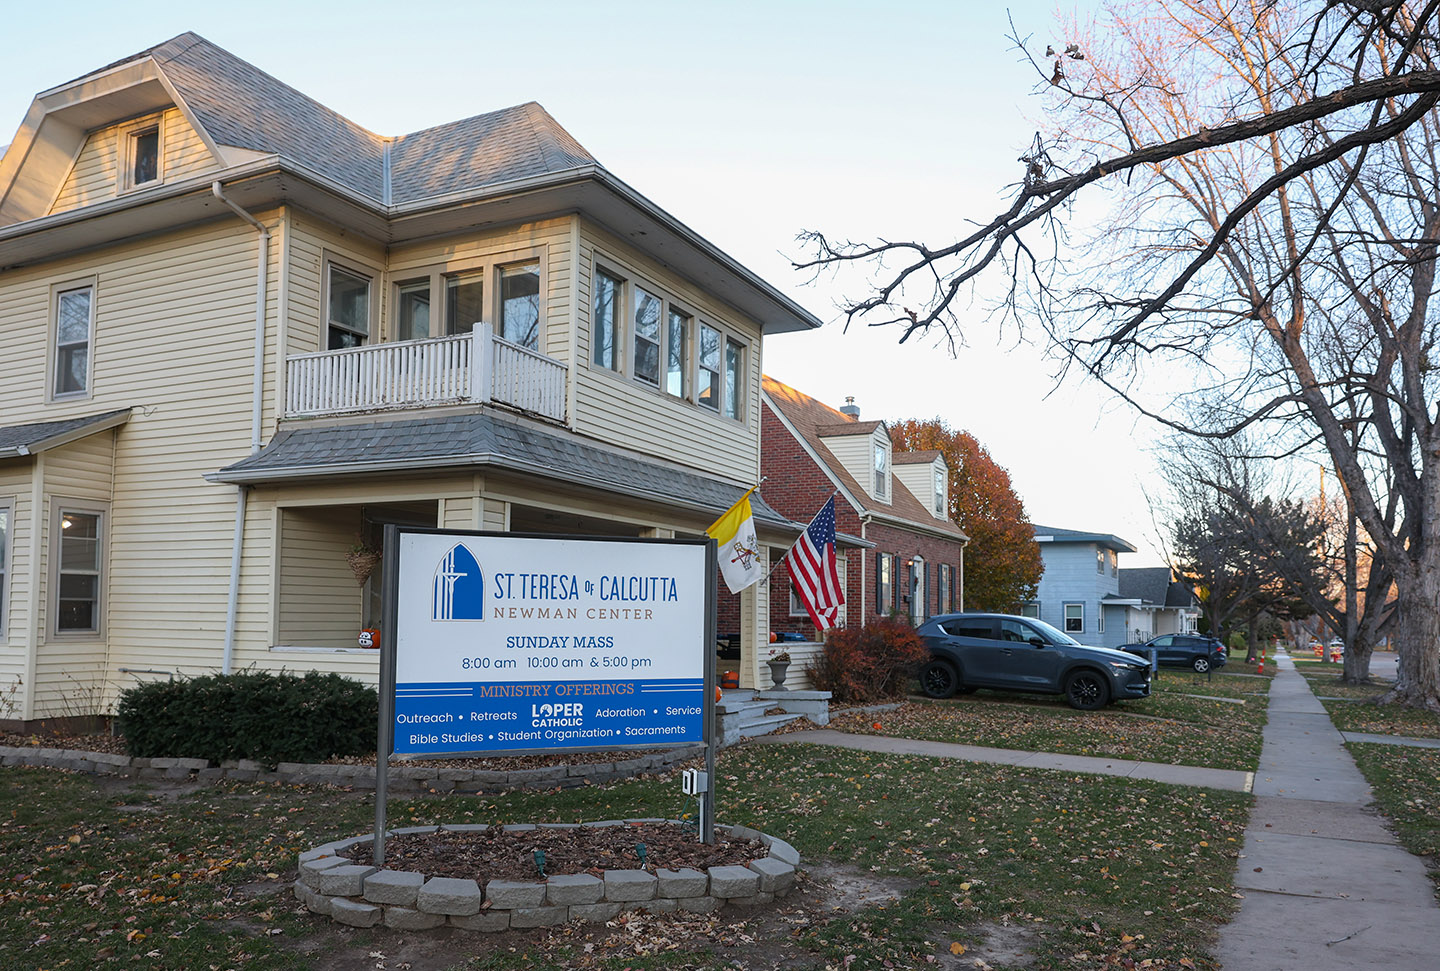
1031, 523, 1137, 553
0, 409, 130, 458
1118, 567, 1197, 608
91, 33, 599, 206
214, 411, 792, 528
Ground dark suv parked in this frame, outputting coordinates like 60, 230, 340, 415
916, 612, 1153, 710
1118, 634, 1227, 673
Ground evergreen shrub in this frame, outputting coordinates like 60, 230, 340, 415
117, 670, 377, 765
808, 616, 929, 703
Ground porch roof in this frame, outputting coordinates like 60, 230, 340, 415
209, 410, 797, 530
0, 408, 130, 459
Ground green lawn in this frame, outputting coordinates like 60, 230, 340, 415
1322, 697, 1440, 739
834, 672, 1268, 771
0, 745, 1250, 971
1347, 743, 1440, 898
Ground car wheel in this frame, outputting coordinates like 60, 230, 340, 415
1192, 656, 1211, 673
920, 659, 960, 699
1064, 670, 1110, 710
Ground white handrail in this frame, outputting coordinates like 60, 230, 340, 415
284, 328, 566, 422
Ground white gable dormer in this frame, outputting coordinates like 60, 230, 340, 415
894, 452, 949, 520
816, 419, 892, 504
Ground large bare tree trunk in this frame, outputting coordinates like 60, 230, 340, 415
1383, 568, 1440, 711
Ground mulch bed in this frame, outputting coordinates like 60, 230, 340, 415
343, 822, 762, 881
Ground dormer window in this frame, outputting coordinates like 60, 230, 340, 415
119, 116, 165, 192
934, 467, 946, 516
132, 128, 159, 185
873, 441, 889, 499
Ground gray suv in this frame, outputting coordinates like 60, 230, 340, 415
916, 612, 1152, 710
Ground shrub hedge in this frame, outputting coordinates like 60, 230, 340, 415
807, 615, 929, 703
116, 670, 378, 765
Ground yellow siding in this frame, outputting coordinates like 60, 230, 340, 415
31, 434, 115, 717
49, 109, 216, 215
276, 506, 363, 650
285, 211, 386, 358
574, 221, 762, 485
0, 463, 34, 718
0, 215, 282, 705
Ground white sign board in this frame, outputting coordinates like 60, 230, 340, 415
388, 531, 709, 756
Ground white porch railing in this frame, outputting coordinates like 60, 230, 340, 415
284, 323, 566, 422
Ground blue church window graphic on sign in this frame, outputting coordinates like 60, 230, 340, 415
433, 545, 484, 621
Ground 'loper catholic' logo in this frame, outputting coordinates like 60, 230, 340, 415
433, 544, 485, 621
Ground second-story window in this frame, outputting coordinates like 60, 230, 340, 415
697, 324, 721, 410
873, 442, 889, 498
447, 273, 485, 336
499, 263, 540, 348
593, 269, 622, 370
666, 308, 689, 398
395, 279, 431, 341
934, 467, 947, 515
53, 283, 95, 397
1097, 548, 1105, 573
633, 287, 663, 385
723, 338, 744, 419
327, 264, 371, 349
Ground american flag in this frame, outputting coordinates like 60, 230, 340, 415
784, 496, 845, 632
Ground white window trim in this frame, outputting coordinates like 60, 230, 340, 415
933, 465, 947, 517
1064, 602, 1084, 634
49, 500, 108, 640
0, 498, 12, 641
1020, 602, 1040, 619
1098, 606, 1105, 634
48, 276, 97, 402
872, 438, 890, 501
117, 113, 165, 193
788, 583, 808, 617
322, 253, 379, 349
589, 250, 748, 421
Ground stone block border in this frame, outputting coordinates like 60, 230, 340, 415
294, 819, 798, 931
0, 744, 704, 793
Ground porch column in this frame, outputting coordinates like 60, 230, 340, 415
740, 546, 771, 690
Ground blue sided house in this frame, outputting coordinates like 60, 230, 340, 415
1025, 525, 1197, 649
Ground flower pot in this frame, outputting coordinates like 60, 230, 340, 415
346, 550, 381, 585
767, 660, 790, 691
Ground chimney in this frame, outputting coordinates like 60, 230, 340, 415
840, 396, 860, 420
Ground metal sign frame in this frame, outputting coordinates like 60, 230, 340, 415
374, 526, 718, 863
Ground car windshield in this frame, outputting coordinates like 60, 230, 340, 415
1028, 618, 1081, 646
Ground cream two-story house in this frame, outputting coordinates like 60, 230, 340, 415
0, 34, 819, 727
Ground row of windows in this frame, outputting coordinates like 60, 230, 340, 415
326, 259, 542, 351
875, 551, 957, 623
592, 266, 747, 420
0, 502, 103, 639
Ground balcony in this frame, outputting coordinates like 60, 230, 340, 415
284, 323, 566, 423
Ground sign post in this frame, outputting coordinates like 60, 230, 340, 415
374, 528, 715, 865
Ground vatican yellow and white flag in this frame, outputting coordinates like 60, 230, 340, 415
706, 488, 764, 593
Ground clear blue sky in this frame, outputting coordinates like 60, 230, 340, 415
0, 0, 1170, 565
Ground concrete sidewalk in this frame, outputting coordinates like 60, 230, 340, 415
758, 728, 1254, 791
1215, 651, 1440, 971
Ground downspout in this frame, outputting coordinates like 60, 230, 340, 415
212, 181, 270, 674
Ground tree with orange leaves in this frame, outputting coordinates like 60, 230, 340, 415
890, 418, 1042, 611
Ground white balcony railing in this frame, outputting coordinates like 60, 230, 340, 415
284, 323, 566, 422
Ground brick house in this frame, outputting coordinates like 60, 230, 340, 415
735, 378, 966, 671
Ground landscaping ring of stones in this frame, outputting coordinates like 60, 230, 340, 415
294, 819, 800, 931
